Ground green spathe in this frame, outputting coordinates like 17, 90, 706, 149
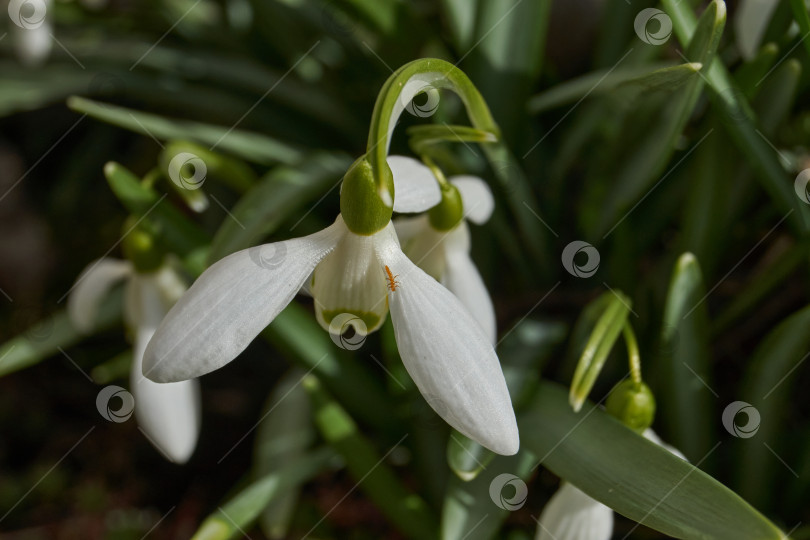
339, 155, 394, 235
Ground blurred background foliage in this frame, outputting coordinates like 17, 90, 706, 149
1, 0, 809, 538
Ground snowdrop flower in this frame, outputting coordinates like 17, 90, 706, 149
535, 429, 684, 540
9, 0, 53, 67
392, 157, 496, 343
68, 240, 201, 464
143, 153, 520, 455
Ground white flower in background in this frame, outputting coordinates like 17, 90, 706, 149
391, 156, 497, 343
535, 429, 684, 540
68, 258, 201, 464
9, 0, 53, 67
734, 0, 780, 60
143, 156, 520, 456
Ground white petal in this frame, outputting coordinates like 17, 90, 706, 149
443, 226, 496, 344
643, 428, 688, 461
393, 215, 430, 246
451, 175, 494, 224
144, 218, 345, 383
68, 258, 132, 333
536, 483, 614, 540
130, 276, 200, 463
396, 217, 447, 282
311, 222, 399, 336
734, 0, 779, 60
388, 156, 441, 213
385, 250, 518, 455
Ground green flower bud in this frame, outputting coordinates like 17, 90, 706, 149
340, 155, 394, 235
428, 183, 464, 231
606, 380, 656, 432
121, 217, 164, 272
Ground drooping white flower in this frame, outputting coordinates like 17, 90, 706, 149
9, 0, 53, 67
535, 429, 684, 540
143, 159, 520, 455
68, 258, 201, 464
391, 158, 496, 343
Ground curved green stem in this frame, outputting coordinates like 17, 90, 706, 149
366, 58, 501, 189
622, 322, 642, 384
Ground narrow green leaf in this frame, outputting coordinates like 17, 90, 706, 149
208, 152, 351, 262
0, 65, 93, 116
482, 143, 550, 273
593, 0, 725, 236
68, 96, 303, 166
738, 304, 810, 506
570, 291, 631, 411
467, 0, 552, 140
253, 370, 315, 540
192, 448, 335, 540
527, 62, 702, 114
440, 0, 478, 51
90, 349, 133, 385
662, 0, 810, 235
302, 375, 437, 539
658, 253, 714, 461
521, 382, 785, 540
0, 291, 122, 377
734, 42, 779, 97
753, 59, 801, 135
261, 303, 398, 432
679, 120, 732, 275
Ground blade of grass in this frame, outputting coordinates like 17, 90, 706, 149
662, 0, 810, 235
521, 381, 785, 540
192, 448, 336, 540
302, 375, 437, 539
68, 97, 304, 166
658, 253, 715, 462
